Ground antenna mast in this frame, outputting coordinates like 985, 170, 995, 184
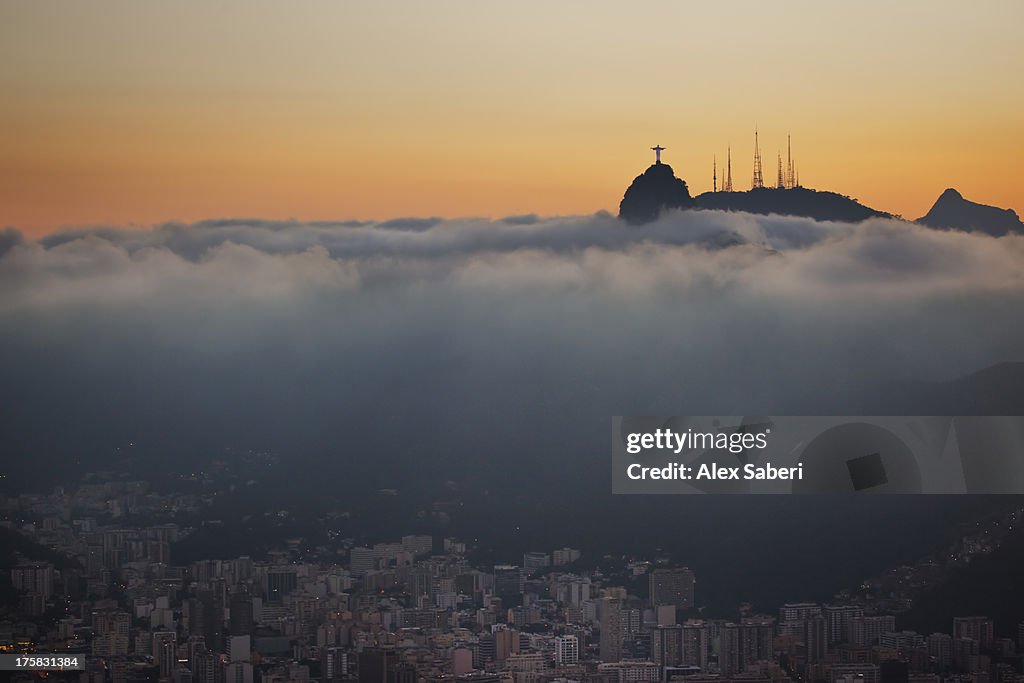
786, 134, 794, 189
725, 146, 733, 192
752, 129, 764, 189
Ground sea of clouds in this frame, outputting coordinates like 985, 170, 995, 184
1, 210, 1022, 464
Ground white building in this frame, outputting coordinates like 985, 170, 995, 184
555, 635, 579, 666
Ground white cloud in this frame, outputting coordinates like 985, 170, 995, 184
1, 210, 1021, 459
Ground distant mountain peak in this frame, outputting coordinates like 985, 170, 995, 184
918, 188, 1022, 236
618, 163, 695, 225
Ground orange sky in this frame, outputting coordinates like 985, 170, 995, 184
2, 1, 1023, 235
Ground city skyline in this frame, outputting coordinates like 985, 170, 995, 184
2, 461, 1022, 681
2, 1, 1023, 233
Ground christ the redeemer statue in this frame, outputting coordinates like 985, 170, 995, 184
651, 145, 665, 164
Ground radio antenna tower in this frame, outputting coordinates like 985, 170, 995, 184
724, 146, 733, 192
786, 134, 794, 189
751, 129, 764, 189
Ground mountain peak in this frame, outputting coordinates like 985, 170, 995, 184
618, 163, 695, 225
643, 161, 676, 175
918, 188, 1022, 236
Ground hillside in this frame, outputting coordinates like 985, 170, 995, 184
899, 524, 1024, 638
695, 186, 892, 222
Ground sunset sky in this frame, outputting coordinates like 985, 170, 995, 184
2, 0, 1022, 234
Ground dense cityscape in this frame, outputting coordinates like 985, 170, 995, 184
1, 462, 1022, 683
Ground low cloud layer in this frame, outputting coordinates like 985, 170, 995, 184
1, 210, 1022, 479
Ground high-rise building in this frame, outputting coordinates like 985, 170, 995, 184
880, 631, 924, 650
494, 566, 524, 607
229, 591, 254, 636
805, 615, 828, 664
523, 552, 550, 575
778, 603, 822, 636
656, 605, 677, 626
553, 548, 581, 566
401, 535, 433, 556
720, 623, 744, 676
824, 605, 864, 645
453, 648, 473, 676
555, 635, 579, 666
926, 633, 953, 670
495, 628, 521, 661
185, 636, 205, 657
225, 660, 253, 683
476, 634, 496, 667
358, 648, 415, 683
186, 637, 208, 675
266, 568, 297, 602
649, 568, 695, 612
323, 647, 351, 681
953, 617, 994, 649
651, 625, 683, 667
850, 616, 897, 647
600, 597, 624, 662
359, 648, 397, 683
186, 590, 224, 654
582, 598, 599, 624
719, 621, 774, 677
153, 631, 177, 679
953, 637, 980, 672
92, 610, 130, 657
625, 629, 651, 661
350, 547, 376, 576
232, 556, 254, 582
229, 635, 250, 664
555, 576, 591, 607
191, 650, 221, 683
11, 561, 54, 599
682, 623, 709, 670
624, 608, 642, 636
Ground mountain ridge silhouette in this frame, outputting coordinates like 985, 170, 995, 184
917, 187, 1023, 236
617, 163, 1020, 236
696, 186, 891, 222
